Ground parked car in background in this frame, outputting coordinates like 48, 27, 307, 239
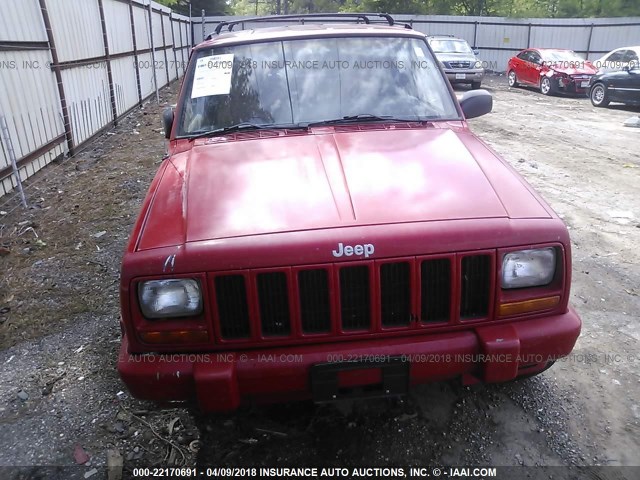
118, 14, 581, 412
427, 35, 484, 89
589, 64, 640, 107
593, 46, 640, 72
507, 49, 597, 96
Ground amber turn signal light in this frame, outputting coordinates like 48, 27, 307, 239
499, 296, 560, 317
139, 330, 209, 344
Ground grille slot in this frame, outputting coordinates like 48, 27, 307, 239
215, 275, 250, 339
298, 269, 331, 334
449, 61, 472, 69
340, 266, 370, 330
460, 255, 491, 319
421, 258, 451, 322
257, 272, 291, 336
380, 262, 411, 327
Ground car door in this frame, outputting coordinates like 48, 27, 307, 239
525, 50, 544, 85
512, 50, 532, 84
615, 64, 640, 103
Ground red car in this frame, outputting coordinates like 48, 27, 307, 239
507, 48, 597, 95
118, 14, 581, 412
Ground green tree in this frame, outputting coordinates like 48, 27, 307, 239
226, 0, 640, 18
229, 0, 279, 15
156, 0, 229, 16
339, 0, 428, 14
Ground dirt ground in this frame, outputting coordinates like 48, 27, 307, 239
0, 75, 639, 479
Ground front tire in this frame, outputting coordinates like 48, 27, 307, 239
507, 70, 518, 87
471, 81, 481, 89
540, 77, 554, 95
590, 83, 610, 107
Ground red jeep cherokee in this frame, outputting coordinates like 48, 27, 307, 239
118, 14, 581, 412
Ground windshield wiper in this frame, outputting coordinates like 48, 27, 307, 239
188, 116, 424, 139
305, 114, 418, 128
187, 122, 307, 141
187, 123, 268, 141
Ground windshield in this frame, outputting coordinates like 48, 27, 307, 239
428, 39, 474, 54
541, 50, 584, 62
177, 36, 459, 136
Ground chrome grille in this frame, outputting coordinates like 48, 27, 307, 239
448, 61, 472, 69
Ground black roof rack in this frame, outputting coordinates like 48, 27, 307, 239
209, 13, 407, 38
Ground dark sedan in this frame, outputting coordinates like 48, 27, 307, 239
589, 65, 640, 107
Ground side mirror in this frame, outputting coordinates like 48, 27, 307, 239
460, 89, 492, 119
163, 107, 174, 139
473, 49, 480, 56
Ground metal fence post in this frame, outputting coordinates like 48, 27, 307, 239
177, 21, 185, 74
202, 10, 206, 41
473, 21, 479, 49
148, 0, 160, 104
160, 11, 170, 84
38, 0, 74, 156
189, 3, 193, 48
129, 0, 143, 106
586, 23, 594, 58
97, 0, 118, 125
180, 19, 186, 68
0, 116, 28, 208
170, 12, 179, 80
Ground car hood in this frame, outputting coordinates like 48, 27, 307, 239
137, 126, 552, 249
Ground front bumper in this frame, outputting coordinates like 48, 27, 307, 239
445, 69, 484, 84
118, 308, 581, 412
556, 75, 592, 94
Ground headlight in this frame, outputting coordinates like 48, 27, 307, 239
502, 248, 556, 289
138, 279, 202, 319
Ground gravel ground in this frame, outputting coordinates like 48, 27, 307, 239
0, 75, 639, 479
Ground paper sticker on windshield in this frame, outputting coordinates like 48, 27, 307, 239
414, 45, 426, 58
191, 54, 234, 98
